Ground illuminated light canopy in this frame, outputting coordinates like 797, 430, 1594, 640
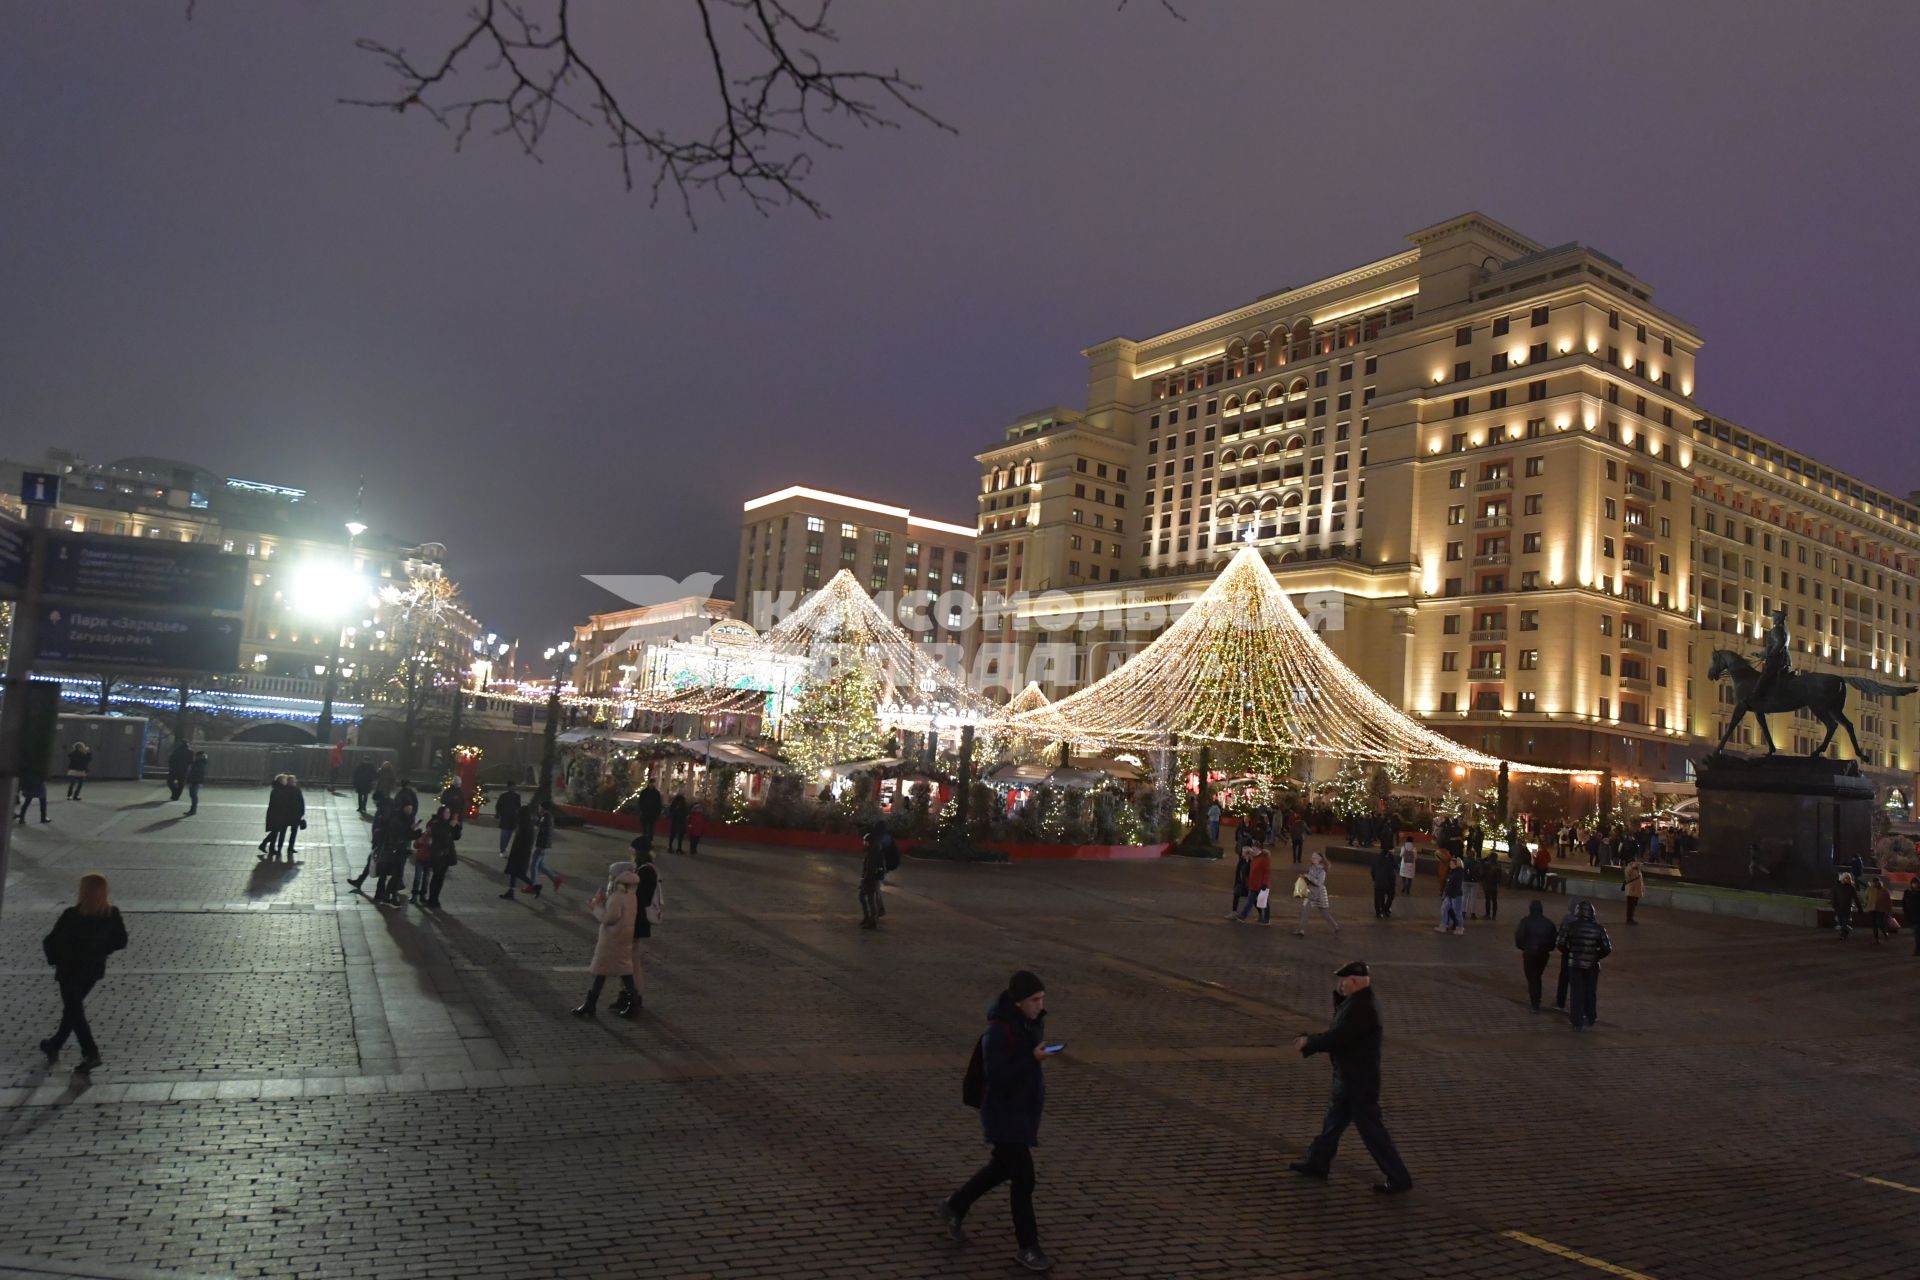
1003, 547, 1560, 772
639, 569, 996, 733
741, 486, 976, 539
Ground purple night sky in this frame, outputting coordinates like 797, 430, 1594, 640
3, 1, 1916, 647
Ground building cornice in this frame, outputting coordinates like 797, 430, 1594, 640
1086, 251, 1422, 362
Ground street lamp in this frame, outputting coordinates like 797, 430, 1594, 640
537, 641, 574, 807
293, 525, 371, 746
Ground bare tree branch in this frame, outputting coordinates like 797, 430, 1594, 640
343, 0, 956, 223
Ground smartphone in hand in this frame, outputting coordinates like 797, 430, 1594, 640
1041, 1042, 1066, 1055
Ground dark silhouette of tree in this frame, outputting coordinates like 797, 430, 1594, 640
344, 0, 954, 220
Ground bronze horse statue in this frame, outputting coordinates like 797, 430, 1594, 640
1707, 649, 1915, 757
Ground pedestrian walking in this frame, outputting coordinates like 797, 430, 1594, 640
1294, 851, 1340, 937
667, 791, 689, 853
572, 864, 641, 1018
501, 809, 541, 899
528, 800, 565, 892
940, 970, 1055, 1273
1436, 859, 1466, 935
1370, 846, 1397, 919
1398, 838, 1417, 897
685, 803, 707, 855
282, 776, 307, 858
1480, 853, 1500, 921
1866, 878, 1896, 945
15, 767, 50, 824
1557, 900, 1613, 1030
1461, 851, 1481, 920
185, 751, 207, 815
610, 844, 660, 1016
1532, 841, 1551, 889
1287, 961, 1413, 1194
1229, 842, 1252, 916
423, 805, 462, 908
259, 774, 291, 857
494, 782, 523, 856
1290, 821, 1306, 866
1513, 900, 1557, 1012
1623, 856, 1645, 925
64, 741, 93, 800
859, 820, 895, 928
635, 781, 663, 851
1831, 873, 1861, 940
373, 804, 418, 906
166, 738, 192, 800
351, 758, 376, 814
1207, 800, 1222, 844
38, 873, 128, 1073
408, 823, 435, 904
1236, 843, 1273, 924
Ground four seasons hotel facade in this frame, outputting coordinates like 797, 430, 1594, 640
973, 213, 1919, 810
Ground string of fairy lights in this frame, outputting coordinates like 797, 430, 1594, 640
625, 569, 997, 732
1003, 545, 1564, 774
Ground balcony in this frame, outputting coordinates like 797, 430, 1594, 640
1620, 633, 1653, 654
1470, 627, 1508, 642
1474, 476, 1514, 493
1467, 666, 1507, 682
1472, 514, 1511, 530
1625, 481, 1657, 502
1623, 558, 1655, 580
1619, 675, 1651, 693
1473, 552, 1511, 568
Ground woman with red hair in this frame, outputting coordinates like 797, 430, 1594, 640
38, 874, 128, 1072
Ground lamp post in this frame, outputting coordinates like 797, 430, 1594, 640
537, 641, 574, 807
315, 520, 367, 745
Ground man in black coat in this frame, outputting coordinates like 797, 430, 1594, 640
351, 759, 377, 814
636, 782, 663, 851
1369, 849, 1398, 919
1513, 900, 1558, 1011
166, 739, 192, 801
1288, 961, 1412, 1193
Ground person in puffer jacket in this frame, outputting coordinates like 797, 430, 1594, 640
572, 864, 640, 1019
1556, 899, 1613, 1031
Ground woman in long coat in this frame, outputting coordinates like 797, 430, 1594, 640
573, 865, 640, 1018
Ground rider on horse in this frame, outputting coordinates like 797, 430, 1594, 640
1751, 606, 1791, 703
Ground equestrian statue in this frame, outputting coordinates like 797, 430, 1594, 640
1707, 607, 1915, 758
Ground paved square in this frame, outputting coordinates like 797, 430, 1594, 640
1, 781, 1916, 1279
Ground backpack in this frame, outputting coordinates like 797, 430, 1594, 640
961, 1023, 1014, 1109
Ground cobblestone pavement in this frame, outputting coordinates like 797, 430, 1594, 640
1, 782, 1916, 1279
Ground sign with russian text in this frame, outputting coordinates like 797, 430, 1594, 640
44, 532, 246, 612
34, 605, 241, 674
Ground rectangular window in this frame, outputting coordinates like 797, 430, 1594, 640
1493, 316, 1510, 337
1455, 326, 1472, 346
806, 516, 825, 533
1530, 305, 1549, 327
1524, 456, 1543, 477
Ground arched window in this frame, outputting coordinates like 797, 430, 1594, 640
1247, 333, 1268, 374
1285, 435, 1305, 452
1226, 340, 1246, 379
1289, 319, 1311, 362
1220, 448, 1238, 465
1263, 441, 1283, 458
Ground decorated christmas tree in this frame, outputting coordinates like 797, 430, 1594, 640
781, 657, 887, 779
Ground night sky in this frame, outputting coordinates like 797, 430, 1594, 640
4, 1, 1916, 650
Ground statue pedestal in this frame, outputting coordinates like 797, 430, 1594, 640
1692, 754, 1874, 892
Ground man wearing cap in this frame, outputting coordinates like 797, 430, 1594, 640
1288, 961, 1413, 1194
941, 970, 1055, 1273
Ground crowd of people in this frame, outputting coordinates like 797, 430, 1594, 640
18, 765, 1913, 1277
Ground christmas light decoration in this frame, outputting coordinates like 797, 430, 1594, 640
1004, 546, 1558, 773
637, 569, 996, 732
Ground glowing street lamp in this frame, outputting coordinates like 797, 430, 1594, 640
295, 521, 372, 746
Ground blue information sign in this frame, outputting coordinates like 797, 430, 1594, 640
43, 533, 247, 612
0, 515, 26, 598
19, 472, 62, 506
34, 605, 241, 674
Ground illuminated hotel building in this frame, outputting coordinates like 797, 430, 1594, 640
974, 213, 1919, 802
735, 485, 979, 665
